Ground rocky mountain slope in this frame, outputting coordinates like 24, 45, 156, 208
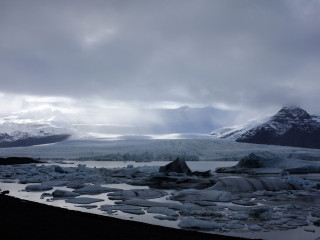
212, 106, 320, 149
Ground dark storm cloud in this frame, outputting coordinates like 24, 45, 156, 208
0, 0, 320, 113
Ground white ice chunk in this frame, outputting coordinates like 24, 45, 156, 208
172, 189, 239, 202
100, 204, 145, 215
76, 205, 97, 209
147, 207, 179, 217
178, 217, 223, 230
73, 184, 118, 195
153, 215, 178, 221
231, 213, 249, 220
25, 184, 53, 192
191, 200, 217, 206
41, 180, 68, 187
248, 225, 262, 231
66, 197, 104, 204
108, 189, 167, 200
52, 189, 80, 198
304, 227, 315, 233
121, 198, 182, 210
209, 177, 298, 192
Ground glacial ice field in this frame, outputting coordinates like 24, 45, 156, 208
2, 137, 320, 240
0, 136, 320, 161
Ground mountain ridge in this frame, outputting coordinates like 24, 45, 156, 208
212, 106, 320, 149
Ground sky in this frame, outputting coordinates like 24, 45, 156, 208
0, 0, 320, 130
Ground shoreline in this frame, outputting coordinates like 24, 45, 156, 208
0, 193, 253, 240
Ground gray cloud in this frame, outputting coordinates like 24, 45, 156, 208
0, 0, 320, 115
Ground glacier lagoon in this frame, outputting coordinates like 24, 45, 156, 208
1, 137, 320, 240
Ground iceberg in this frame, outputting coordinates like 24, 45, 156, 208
66, 197, 104, 204
25, 184, 53, 192
73, 184, 119, 195
209, 176, 300, 192
108, 189, 167, 200
171, 189, 239, 202
216, 153, 320, 174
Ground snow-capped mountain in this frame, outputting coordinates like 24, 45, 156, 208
0, 105, 237, 145
0, 110, 72, 148
212, 106, 320, 149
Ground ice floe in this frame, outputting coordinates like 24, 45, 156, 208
216, 152, 320, 174
73, 184, 119, 195
120, 198, 182, 210
146, 206, 179, 217
171, 189, 239, 202
108, 189, 167, 200
178, 217, 223, 230
66, 197, 104, 204
25, 184, 53, 192
100, 204, 145, 215
209, 176, 300, 192
52, 189, 80, 198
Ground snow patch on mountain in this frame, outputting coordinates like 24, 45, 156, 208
210, 117, 269, 140
211, 106, 320, 149
0, 109, 73, 147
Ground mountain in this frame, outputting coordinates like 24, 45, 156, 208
0, 111, 72, 148
211, 106, 320, 149
0, 105, 237, 144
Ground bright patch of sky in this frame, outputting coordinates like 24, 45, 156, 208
0, 0, 319, 130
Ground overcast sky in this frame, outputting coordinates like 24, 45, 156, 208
0, 0, 320, 126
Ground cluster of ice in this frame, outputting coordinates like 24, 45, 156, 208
25, 184, 53, 192
2, 155, 320, 236
216, 152, 320, 174
74, 184, 119, 195
52, 189, 80, 198
100, 204, 145, 215
66, 197, 104, 204
209, 177, 300, 192
147, 206, 179, 217
178, 217, 223, 230
108, 189, 167, 200
171, 189, 239, 202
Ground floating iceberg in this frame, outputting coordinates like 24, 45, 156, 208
73, 184, 119, 195
108, 189, 167, 200
66, 197, 104, 204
